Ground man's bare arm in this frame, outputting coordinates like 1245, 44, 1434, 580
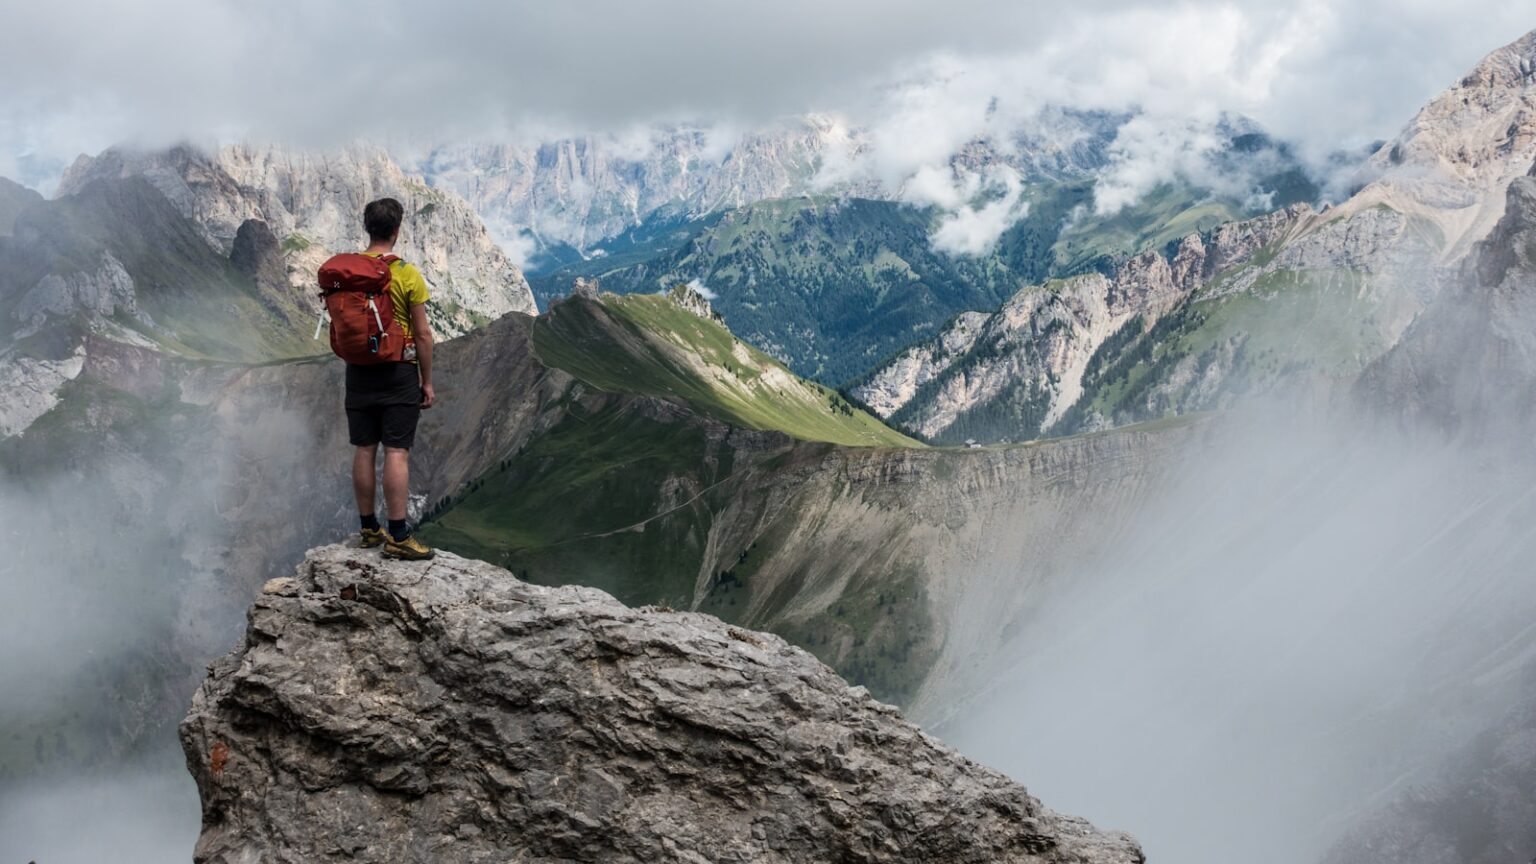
411, 303, 435, 408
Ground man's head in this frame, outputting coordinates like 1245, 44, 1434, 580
364, 197, 405, 244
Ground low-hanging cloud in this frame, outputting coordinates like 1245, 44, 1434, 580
933, 402, 1536, 864
2, 0, 1531, 196
684, 277, 717, 300
919, 165, 1031, 255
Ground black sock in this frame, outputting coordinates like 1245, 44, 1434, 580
360, 513, 380, 531
388, 519, 409, 541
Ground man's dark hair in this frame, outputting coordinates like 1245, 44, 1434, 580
363, 197, 404, 242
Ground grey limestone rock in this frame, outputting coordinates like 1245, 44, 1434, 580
182, 544, 1143, 864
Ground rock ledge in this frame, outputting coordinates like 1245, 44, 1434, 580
182, 545, 1142, 863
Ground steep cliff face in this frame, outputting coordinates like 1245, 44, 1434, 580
182, 544, 1144, 864
60, 143, 537, 335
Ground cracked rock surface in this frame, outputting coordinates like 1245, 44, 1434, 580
182, 544, 1143, 864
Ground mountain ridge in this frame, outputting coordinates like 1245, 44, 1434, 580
850, 29, 1536, 444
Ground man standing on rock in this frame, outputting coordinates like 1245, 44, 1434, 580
321, 197, 437, 560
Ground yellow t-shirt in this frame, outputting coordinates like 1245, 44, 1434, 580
363, 253, 431, 339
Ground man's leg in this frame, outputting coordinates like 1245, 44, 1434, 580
383, 447, 410, 524
353, 443, 380, 517
378, 401, 433, 560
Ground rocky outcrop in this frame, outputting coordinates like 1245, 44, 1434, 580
0, 346, 85, 436
665, 280, 725, 324
182, 545, 1143, 864
852, 311, 990, 418
13, 249, 142, 333
60, 143, 537, 335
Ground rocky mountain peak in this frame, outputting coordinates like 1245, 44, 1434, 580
182, 545, 1142, 863
1344, 28, 1536, 258
60, 142, 537, 336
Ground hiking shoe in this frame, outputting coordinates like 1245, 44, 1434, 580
383, 534, 436, 561
359, 527, 388, 548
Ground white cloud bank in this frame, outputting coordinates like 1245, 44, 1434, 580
1, 0, 1530, 226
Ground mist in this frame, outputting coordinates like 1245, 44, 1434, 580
935, 403, 1536, 862
0, 765, 198, 863
0, 454, 221, 861
0, 375, 333, 861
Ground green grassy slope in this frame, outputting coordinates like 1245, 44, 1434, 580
1052, 183, 1245, 274
418, 393, 941, 704
422, 397, 732, 604
533, 292, 920, 447
418, 395, 941, 704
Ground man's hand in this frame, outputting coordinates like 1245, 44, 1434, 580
410, 301, 435, 410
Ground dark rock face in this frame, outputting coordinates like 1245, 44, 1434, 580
228, 218, 288, 303
181, 545, 1143, 864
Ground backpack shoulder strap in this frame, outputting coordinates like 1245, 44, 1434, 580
380, 254, 402, 267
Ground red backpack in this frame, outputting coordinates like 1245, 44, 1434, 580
316, 253, 412, 364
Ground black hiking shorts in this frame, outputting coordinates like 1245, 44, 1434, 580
345, 362, 422, 450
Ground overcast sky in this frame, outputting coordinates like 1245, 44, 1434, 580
1, 0, 1531, 190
